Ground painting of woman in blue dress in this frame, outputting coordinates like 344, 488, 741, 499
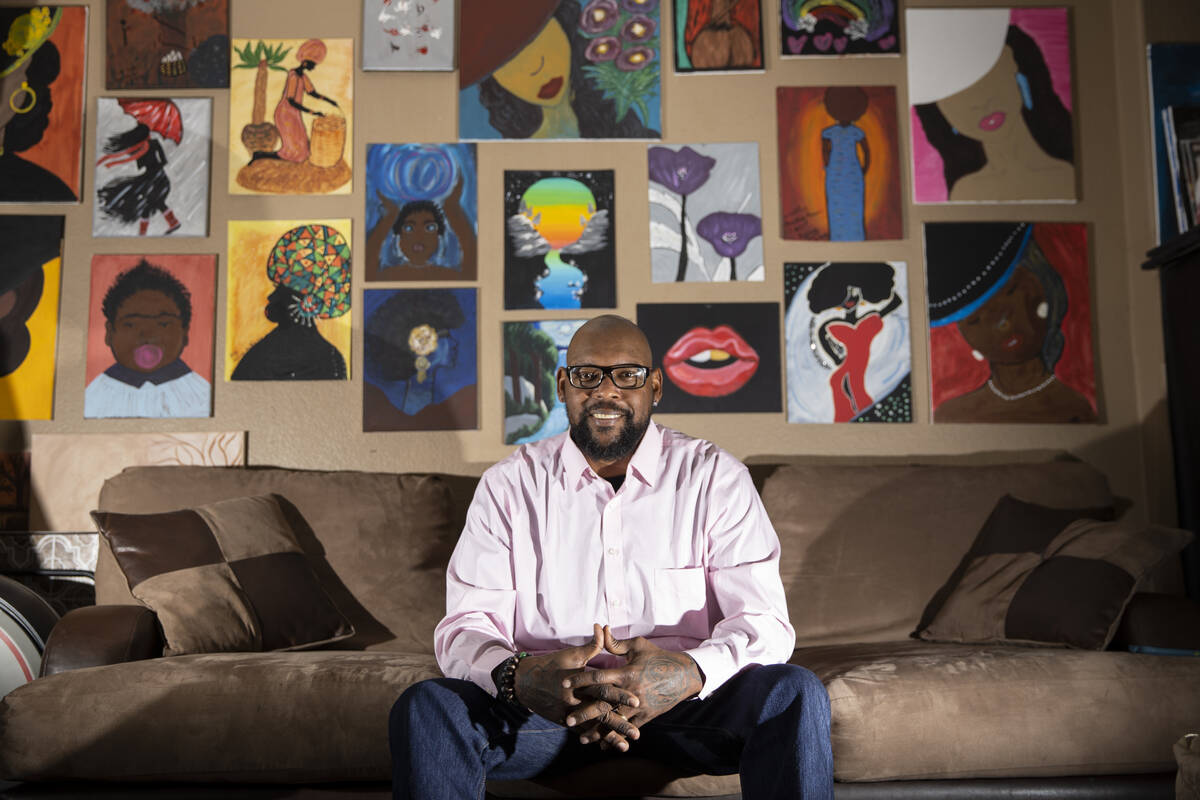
821, 86, 869, 242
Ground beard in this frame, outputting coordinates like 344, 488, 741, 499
568, 404, 651, 463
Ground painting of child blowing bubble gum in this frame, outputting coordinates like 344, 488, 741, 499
85, 254, 215, 419
906, 7, 1076, 204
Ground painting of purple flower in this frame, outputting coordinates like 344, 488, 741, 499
586, 36, 622, 62
649, 143, 762, 283
616, 46, 654, 71
581, 0, 620, 34
622, 0, 658, 11
622, 16, 656, 42
697, 212, 761, 280
649, 146, 717, 281
648, 146, 715, 196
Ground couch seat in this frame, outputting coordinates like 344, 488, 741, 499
0, 651, 441, 783
792, 640, 1200, 782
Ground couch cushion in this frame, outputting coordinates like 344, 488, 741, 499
792, 640, 1200, 781
915, 504, 1192, 649
96, 466, 472, 653
0, 651, 441, 782
758, 459, 1115, 646
91, 494, 355, 656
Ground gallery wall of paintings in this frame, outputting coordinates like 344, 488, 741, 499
0, 0, 1189, 527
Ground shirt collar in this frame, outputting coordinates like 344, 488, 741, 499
104, 359, 191, 387
558, 420, 663, 490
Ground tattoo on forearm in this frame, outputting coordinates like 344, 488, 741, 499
516, 661, 561, 714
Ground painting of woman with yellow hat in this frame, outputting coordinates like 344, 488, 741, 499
0, 6, 87, 203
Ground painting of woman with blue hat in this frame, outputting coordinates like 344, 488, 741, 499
926, 221, 1096, 423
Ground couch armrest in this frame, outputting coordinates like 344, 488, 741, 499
39, 605, 163, 676
1110, 592, 1200, 651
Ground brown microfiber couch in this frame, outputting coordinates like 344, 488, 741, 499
1, 455, 1197, 799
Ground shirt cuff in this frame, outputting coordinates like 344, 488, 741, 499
682, 643, 736, 700
471, 645, 518, 697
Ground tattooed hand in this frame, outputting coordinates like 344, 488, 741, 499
513, 624, 640, 739
563, 626, 703, 751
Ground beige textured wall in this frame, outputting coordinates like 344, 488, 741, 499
0, 0, 1182, 523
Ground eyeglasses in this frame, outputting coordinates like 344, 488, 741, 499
566, 364, 650, 390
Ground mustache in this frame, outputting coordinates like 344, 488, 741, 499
584, 403, 631, 417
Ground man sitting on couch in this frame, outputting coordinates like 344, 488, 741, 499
390, 314, 833, 800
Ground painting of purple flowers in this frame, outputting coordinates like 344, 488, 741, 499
458, 0, 661, 140
648, 142, 763, 282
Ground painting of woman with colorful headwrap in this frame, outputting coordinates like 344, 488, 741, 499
926, 222, 1096, 423
227, 221, 351, 381
0, 6, 86, 203
907, 7, 1075, 203
458, 0, 660, 140
363, 288, 478, 431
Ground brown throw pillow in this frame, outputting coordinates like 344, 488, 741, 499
914, 496, 1193, 649
91, 494, 355, 656
914, 495, 1115, 635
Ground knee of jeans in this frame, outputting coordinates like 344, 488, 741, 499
390, 678, 455, 739
751, 664, 829, 719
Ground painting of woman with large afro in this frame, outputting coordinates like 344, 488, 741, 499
363, 288, 477, 431
458, 0, 660, 140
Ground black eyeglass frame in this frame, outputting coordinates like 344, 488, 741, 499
565, 364, 652, 390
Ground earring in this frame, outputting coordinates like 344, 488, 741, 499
1015, 72, 1033, 111
1036, 301, 1049, 319
9, 82, 35, 114
971, 349, 985, 361
653, 401, 658, 407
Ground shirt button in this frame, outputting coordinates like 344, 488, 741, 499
611, 599, 621, 607
607, 547, 619, 556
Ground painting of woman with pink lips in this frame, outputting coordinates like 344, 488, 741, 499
637, 302, 780, 413
906, 7, 1075, 204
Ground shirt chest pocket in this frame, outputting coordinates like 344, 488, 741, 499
651, 566, 707, 627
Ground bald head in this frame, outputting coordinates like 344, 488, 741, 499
566, 315, 653, 366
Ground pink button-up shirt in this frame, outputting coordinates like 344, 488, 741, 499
434, 422, 795, 699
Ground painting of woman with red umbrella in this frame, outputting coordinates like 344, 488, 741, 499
93, 96, 211, 237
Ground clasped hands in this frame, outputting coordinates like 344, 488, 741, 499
513, 624, 703, 752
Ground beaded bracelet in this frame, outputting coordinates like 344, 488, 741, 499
492, 651, 529, 708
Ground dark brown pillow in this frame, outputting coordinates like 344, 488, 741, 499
914, 495, 1114, 635
91, 494, 354, 656
914, 496, 1192, 649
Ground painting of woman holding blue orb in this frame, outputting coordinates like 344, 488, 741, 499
364, 143, 477, 282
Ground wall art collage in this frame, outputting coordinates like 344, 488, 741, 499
1, 1, 1099, 439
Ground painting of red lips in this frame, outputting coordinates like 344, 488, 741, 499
637, 302, 781, 413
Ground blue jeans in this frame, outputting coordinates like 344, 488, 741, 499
389, 663, 833, 800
